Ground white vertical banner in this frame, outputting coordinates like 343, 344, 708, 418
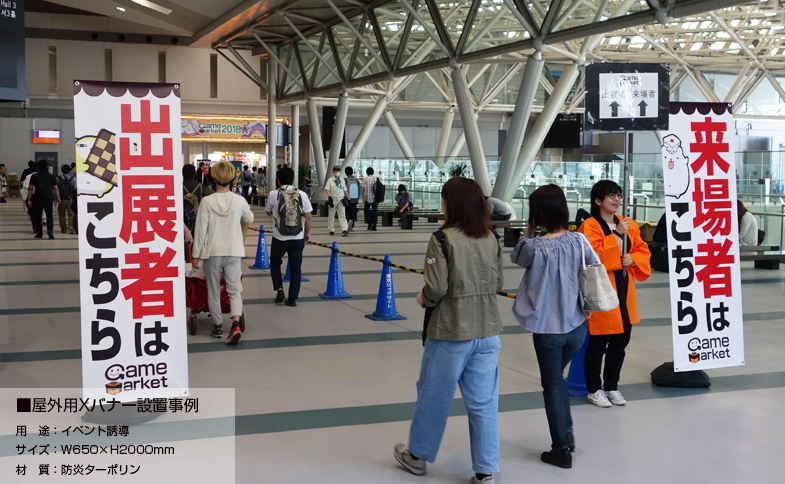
74, 81, 188, 401
661, 102, 744, 371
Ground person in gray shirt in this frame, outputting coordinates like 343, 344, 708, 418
486, 196, 511, 221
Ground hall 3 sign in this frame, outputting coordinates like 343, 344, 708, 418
584, 63, 670, 131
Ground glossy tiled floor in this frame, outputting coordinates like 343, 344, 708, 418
1, 200, 784, 483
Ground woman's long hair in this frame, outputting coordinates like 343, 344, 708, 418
440, 177, 491, 238
737, 199, 749, 226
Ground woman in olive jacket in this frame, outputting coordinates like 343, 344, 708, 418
394, 177, 504, 484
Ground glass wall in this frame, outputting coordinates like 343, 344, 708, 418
310, 153, 785, 246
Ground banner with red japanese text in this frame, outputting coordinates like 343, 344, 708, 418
73, 81, 188, 401
661, 103, 744, 372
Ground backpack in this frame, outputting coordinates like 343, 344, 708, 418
276, 187, 304, 236
57, 173, 73, 200
373, 178, 385, 203
184, 192, 199, 215
184, 182, 203, 205
346, 176, 360, 201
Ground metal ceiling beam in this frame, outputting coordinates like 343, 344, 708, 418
507, 0, 541, 38
214, 47, 266, 92
249, 31, 306, 93
424, 0, 456, 56
540, 0, 566, 37
399, 0, 453, 58
455, 0, 483, 56
223, 44, 269, 92
326, 0, 389, 72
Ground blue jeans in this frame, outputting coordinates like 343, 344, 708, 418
532, 323, 587, 451
409, 336, 500, 474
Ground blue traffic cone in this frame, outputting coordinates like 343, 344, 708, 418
250, 225, 270, 270
565, 330, 590, 397
283, 260, 309, 282
365, 255, 406, 321
319, 241, 352, 299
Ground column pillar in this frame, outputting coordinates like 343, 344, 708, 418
452, 66, 491, 195
491, 52, 543, 199
267, 56, 277, 188
504, 62, 580, 201
292, 105, 299, 189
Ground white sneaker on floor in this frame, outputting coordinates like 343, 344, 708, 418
606, 390, 627, 406
394, 443, 426, 476
587, 389, 612, 408
470, 476, 494, 484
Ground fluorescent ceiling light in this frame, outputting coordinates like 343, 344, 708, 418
131, 0, 172, 15
117, 6, 125, 11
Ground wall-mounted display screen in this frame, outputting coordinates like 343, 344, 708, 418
33, 130, 61, 145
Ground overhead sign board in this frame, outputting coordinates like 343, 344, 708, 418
0, 0, 25, 102
181, 115, 269, 143
584, 63, 670, 131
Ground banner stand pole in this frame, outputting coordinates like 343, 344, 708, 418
622, 130, 630, 278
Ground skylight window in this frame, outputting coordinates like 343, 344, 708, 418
710, 42, 725, 50
690, 42, 703, 51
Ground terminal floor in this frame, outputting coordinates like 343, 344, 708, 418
1, 202, 784, 482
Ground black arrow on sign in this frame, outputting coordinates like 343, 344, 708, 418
610, 101, 620, 117
638, 100, 648, 116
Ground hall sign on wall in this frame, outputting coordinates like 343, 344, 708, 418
584, 63, 670, 131
181, 115, 273, 143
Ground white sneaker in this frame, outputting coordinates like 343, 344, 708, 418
470, 476, 494, 484
606, 390, 627, 406
587, 390, 612, 408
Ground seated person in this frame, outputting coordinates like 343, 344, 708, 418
574, 207, 592, 228
486, 196, 512, 221
738, 200, 758, 246
394, 184, 412, 215
651, 213, 667, 248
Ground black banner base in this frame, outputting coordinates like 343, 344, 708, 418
651, 361, 711, 388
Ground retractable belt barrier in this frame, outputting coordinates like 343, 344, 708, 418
248, 226, 516, 299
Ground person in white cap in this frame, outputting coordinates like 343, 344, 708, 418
324, 165, 349, 237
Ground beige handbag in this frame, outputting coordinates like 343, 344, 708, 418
579, 233, 619, 312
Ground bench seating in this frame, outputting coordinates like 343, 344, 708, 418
651, 244, 784, 272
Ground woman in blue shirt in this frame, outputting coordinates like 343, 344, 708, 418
511, 184, 597, 469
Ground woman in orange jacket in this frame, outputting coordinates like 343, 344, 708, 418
578, 180, 651, 408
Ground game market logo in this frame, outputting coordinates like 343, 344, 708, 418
105, 363, 170, 394
687, 337, 731, 363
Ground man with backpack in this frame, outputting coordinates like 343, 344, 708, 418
344, 166, 361, 231
241, 165, 254, 198
265, 166, 312, 307
56, 165, 75, 234
361, 167, 384, 231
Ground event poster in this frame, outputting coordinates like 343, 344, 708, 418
73, 81, 188, 401
661, 102, 744, 371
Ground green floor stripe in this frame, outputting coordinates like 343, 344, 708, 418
233, 371, 785, 436
0, 370, 781, 452
2, 312, 782, 363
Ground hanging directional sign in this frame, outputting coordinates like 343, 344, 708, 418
584, 63, 670, 131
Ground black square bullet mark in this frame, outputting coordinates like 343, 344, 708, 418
17, 398, 32, 413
